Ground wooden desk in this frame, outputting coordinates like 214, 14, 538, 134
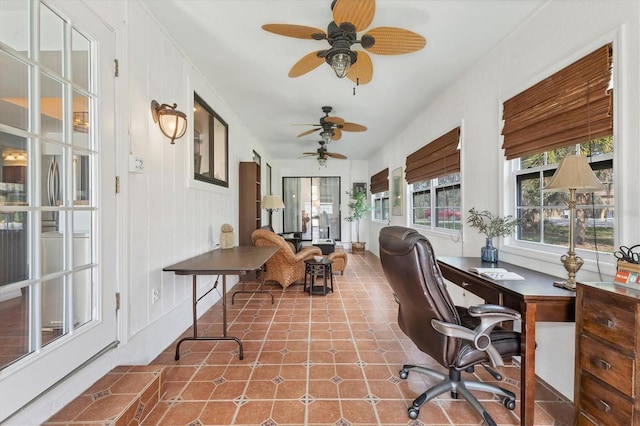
437, 257, 576, 426
163, 246, 279, 361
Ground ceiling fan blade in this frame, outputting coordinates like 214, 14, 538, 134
332, 0, 375, 33
332, 129, 343, 140
325, 116, 345, 126
262, 24, 326, 39
301, 152, 318, 157
288, 51, 325, 77
297, 128, 320, 137
326, 152, 347, 159
363, 27, 426, 55
347, 51, 373, 85
341, 122, 367, 132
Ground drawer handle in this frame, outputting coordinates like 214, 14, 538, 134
592, 357, 612, 370
462, 282, 471, 288
596, 316, 615, 328
598, 400, 611, 413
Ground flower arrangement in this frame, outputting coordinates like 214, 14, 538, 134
467, 208, 521, 239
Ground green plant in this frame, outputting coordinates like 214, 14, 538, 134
467, 208, 522, 239
344, 190, 373, 243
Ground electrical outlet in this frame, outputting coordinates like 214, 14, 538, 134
152, 287, 160, 303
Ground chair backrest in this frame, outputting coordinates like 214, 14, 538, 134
379, 226, 461, 366
251, 228, 295, 258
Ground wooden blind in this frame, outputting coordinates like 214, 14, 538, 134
370, 168, 389, 193
405, 127, 460, 184
502, 44, 613, 160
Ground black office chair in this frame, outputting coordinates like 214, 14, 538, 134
379, 226, 522, 426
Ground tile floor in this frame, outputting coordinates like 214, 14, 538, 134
46, 250, 574, 426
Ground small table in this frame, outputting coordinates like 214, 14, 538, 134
312, 238, 335, 254
304, 258, 334, 296
163, 246, 278, 360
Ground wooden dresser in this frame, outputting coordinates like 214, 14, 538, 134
574, 282, 640, 425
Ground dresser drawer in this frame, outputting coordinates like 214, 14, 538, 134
580, 373, 633, 426
580, 335, 635, 397
456, 278, 501, 305
582, 293, 637, 352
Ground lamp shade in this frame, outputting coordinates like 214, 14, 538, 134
544, 155, 605, 193
262, 195, 285, 210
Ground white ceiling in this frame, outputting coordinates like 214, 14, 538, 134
142, 0, 543, 161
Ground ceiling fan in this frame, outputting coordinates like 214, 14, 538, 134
301, 141, 347, 166
296, 106, 367, 143
262, 0, 426, 84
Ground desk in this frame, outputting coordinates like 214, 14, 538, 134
437, 257, 575, 426
163, 246, 278, 361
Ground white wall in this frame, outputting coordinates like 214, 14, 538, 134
365, 0, 640, 400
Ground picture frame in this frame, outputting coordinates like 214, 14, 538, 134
193, 92, 229, 187
352, 182, 366, 194
392, 167, 403, 216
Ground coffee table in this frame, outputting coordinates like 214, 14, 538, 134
312, 238, 335, 254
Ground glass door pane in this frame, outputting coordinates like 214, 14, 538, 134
283, 177, 341, 241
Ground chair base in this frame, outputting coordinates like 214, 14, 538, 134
399, 364, 516, 426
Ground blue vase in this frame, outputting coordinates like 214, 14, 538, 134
481, 238, 498, 263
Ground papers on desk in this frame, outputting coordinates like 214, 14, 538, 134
468, 267, 525, 280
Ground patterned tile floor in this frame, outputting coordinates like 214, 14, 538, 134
47, 250, 574, 425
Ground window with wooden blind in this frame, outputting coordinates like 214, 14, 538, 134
507, 44, 615, 254
370, 168, 389, 193
370, 168, 389, 220
502, 44, 612, 160
406, 127, 462, 231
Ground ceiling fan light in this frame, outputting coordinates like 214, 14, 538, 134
321, 130, 333, 144
318, 157, 327, 167
331, 52, 351, 78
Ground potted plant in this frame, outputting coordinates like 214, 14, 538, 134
467, 208, 522, 262
344, 190, 373, 254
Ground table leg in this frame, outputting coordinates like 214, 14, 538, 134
520, 301, 536, 426
231, 264, 274, 304
174, 274, 244, 361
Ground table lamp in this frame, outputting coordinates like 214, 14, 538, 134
544, 154, 605, 290
262, 195, 285, 227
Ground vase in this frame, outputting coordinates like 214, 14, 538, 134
481, 238, 498, 263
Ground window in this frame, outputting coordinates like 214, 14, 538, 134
515, 142, 614, 252
411, 174, 461, 230
373, 191, 389, 221
406, 127, 462, 230
504, 44, 614, 254
193, 93, 228, 187
369, 168, 389, 221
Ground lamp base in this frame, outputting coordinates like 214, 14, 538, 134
553, 280, 576, 291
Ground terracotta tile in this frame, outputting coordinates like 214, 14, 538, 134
180, 381, 216, 400
271, 399, 306, 424
274, 379, 307, 399
243, 379, 277, 399
199, 400, 237, 425
340, 399, 379, 424
307, 399, 341, 423
157, 401, 205, 425
234, 400, 273, 424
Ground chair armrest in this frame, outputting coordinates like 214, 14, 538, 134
294, 246, 322, 261
432, 304, 520, 368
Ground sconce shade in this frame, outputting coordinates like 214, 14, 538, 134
151, 100, 187, 144
544, 155, 605, 192
262, 195, 285, 210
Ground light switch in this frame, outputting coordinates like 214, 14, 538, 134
128, 154, 144, 173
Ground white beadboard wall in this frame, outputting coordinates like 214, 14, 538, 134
365, 0, 640, 400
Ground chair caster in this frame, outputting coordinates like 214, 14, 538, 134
408, 406, 420, 420
503, 396, 516, 410
399, 369, 409, 379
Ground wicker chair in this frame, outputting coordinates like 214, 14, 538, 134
251, 228, 322, 290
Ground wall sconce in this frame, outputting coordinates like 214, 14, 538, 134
151, 100, 187, 144
544, 154, 605, 290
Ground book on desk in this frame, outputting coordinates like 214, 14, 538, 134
468, 267, 525, 280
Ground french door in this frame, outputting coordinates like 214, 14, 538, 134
282, 177, 341, 241
0, 0, 117, 420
